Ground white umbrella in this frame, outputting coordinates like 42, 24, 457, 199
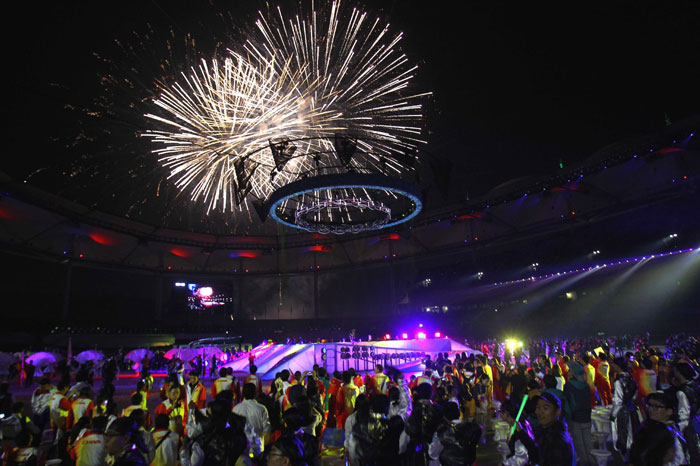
164, 348, 198, 361
75, 350, 104, 364
25, 352, 57, 367
124, 349, 155, 363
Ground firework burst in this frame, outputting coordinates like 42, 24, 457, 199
144, 0, 429, 213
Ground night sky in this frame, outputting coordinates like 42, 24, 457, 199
6, 0, 700, 225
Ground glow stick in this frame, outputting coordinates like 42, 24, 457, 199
510, 394, 529, 437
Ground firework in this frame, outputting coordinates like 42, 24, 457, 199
144, 0, 429, 213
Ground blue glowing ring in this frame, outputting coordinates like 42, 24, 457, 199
267, 173, 422, 233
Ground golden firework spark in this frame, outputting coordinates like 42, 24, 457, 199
144, 0, 429, 213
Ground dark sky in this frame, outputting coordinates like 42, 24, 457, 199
7, 0, 700, 216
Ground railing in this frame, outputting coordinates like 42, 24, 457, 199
313, 342, 426, 374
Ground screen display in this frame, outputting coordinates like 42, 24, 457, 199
185, 283, 232, 310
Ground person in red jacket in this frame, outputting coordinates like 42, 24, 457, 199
558, 355, 571, 382
326, 371, 342, 428
593, 353, 612, 406
160, 376, 186, 403
349, 368, 364, 392
336, 372, 359, 429
154, 385, 185, 433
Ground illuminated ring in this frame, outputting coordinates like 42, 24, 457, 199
295, 198, 392, 231
267, 173, 422, 233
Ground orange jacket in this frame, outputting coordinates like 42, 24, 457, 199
67, 397, 95, 429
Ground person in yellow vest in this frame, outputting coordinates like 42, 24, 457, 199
582, 354, 597, 407
368, 364, 390, 397
49, 382, 71, 432
121, 393, 144, 418
67, 387, 95, 430
154, 385, 185, 433
130, 381, 149, 411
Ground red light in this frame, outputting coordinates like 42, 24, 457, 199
0, 207, 18, 220
89, 232, 115, 246
167, 266, 172, 270
417, 332, 426, 340
457, 212, 485, 220
435, 332, 441, 338
245, 269, 249, 273
571, 211, 576, 215
401, 333, 408, 339
384, 333, 391, 340
230, 250, 260, 258
474, 237, 478, 241
79, 254, 84, 258
170, 248, 189, 258
657, 147, 684, 155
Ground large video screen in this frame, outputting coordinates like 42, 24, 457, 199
175, 282, 233, 310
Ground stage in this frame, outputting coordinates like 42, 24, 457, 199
222, 337, 480, 380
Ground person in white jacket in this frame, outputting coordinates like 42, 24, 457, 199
151, 414, 178, 466
232, 383, 271, 455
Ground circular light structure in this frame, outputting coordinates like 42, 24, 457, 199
267, 173, 422, 234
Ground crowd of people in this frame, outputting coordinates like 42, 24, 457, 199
0, 332, 699, 466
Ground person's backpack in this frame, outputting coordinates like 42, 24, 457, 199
622, 375, 637, 402
0, 416, 21, 441
437, 421, 482, 466
353, 415, 389, 465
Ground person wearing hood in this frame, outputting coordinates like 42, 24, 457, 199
563, 361, 595, 466
533, 391, 575, 466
